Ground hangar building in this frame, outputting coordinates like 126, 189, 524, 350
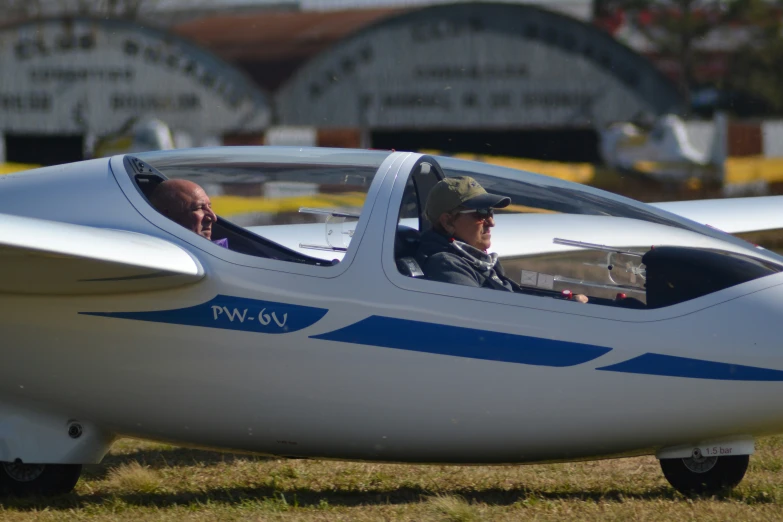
176, 2, 683, 161
0, 18, 270, 165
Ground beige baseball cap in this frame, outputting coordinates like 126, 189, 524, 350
425, 176, 511, 224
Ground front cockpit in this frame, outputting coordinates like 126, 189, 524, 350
392, 155, 783, 309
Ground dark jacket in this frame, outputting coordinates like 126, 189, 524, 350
415, 229, 522, 291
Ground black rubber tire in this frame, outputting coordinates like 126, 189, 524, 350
0, 463, 82, 497
660, 455, 749, 496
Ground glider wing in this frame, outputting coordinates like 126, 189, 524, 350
0, 213, 203, 294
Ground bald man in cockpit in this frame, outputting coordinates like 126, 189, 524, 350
149, 179, 228, 248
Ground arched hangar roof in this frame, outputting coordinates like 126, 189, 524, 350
175, 8, 404, 64
277, 2, 684, 129
0, 17, 271, 136
174, 8, 404, 91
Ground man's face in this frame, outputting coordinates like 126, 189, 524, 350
171, 185, 217, 239
449, 209, 495, 251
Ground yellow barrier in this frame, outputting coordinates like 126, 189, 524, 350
211, 194, 562, 218
210, 193, 367, 217
421, 150, 595, 184
0, 163, 38, 175
8, 155, 783, 200
724, 156, 783, 185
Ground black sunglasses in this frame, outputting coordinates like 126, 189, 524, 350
457, 208, 494, 220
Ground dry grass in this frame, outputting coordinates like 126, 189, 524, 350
0, 437, 782, 520
426, 494, 480, 522
104, 462, 162, 494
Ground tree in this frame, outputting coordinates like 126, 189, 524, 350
723, 0, 783, 114
595, 0, 783, 115
0, 0, 153, 24
595, 0, 733, 109
75, 0, 148, 18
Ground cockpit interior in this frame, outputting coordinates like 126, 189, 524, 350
127, 151, 783, 311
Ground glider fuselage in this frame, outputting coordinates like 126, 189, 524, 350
0, 151, 782, 466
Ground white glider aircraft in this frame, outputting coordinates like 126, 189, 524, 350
2, 147, 783, 498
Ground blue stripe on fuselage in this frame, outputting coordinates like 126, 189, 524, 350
81, 295, 328, 334
597, 353, 783, 381
81, 298, 783, 380
310, 316, 612, 367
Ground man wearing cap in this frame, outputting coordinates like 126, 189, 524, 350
416, 176, 588, 303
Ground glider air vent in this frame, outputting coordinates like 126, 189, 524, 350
126, 156, 156, 176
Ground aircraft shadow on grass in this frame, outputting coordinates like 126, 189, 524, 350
84, 447, 277, 478
1, 485, 690, 511
3, 448, 772, 510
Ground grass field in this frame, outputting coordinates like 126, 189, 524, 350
1, 437, 782, 521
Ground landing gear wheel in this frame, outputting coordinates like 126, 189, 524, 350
0, 462, 82, 497
660, 453, 749, 496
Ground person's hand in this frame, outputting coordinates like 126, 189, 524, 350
560, 290, 589, 303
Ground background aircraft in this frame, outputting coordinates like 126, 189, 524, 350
599, 114, 723, 183
92, 118, 180, 159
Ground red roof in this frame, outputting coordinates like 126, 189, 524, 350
173, 8, 403, 90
